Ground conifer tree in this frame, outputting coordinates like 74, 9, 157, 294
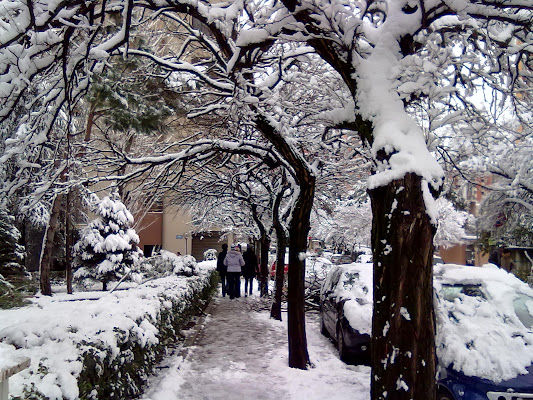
0, 208, 25, 275
73, 192, 142, 291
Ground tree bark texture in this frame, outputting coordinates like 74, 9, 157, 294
65, 191, 73, 294
259, 235, 270, 297
368, 173, 436, 400
40, 194, 63, 296
287, 177, 315, 369
270, 237, 287, 321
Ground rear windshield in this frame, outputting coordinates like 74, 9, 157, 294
440, 284, 485, 301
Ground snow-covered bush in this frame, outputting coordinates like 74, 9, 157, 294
434, 197, 470, 248
203, 248, 217, 261
145, 250, 199, 278
0, 263, 217, 400
73, 192, 143, 290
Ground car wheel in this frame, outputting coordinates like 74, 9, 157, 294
436, 388, 455, 400
337, 326, 350, 363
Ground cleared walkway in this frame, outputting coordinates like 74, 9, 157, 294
141, 289, 370, 400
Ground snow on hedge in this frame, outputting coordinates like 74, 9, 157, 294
0, 260, 216, 400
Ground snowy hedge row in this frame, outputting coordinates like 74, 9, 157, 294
0, 261, 217, 400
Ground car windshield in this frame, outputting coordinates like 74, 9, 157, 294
513, 294, 533, 330
439, 284, 485, 301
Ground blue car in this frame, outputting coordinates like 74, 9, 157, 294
437, 364, 533, 400
434, 266, 533, 400
320, 263, 533, 400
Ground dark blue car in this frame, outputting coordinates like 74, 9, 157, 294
437, 364, 533, 400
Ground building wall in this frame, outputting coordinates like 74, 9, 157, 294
162, 205, 192, 255
137, 212, 163, 256
439, 244, 489, 267
439, 245, 466, 265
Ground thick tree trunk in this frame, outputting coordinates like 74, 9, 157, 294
368, 173, 436, 400
259, 235, 270, 297
287, 176, 315, 369
65, 191, 73, 294
40, 194, 63, 296
270, 236, 287, 321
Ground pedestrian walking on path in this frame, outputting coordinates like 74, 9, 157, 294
242, 244, 258, 296
224, 244, 245, 299
217, 243, 228, 297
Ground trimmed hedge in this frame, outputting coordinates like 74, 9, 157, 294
4, 268, 217, 400
76, 271, 217, 399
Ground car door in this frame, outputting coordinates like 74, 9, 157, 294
322, 268, 343, 335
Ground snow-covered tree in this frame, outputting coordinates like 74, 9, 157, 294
73, 192, 142, 291
478, 136, 533, 247
434, 197, 470, 249
1, 1, 531, 398
0, 208, 25, 275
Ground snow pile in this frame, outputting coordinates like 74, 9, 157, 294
0, 261, 216, 400
434, 263, 533, 382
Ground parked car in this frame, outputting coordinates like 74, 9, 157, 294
434, 264, 533, 400
319, 262, 533, 400
270, 253, 289, 278
355, 253, 372, 263
330, 254, 354, 265
319, 262, 372, 363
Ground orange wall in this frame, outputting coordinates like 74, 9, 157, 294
137, 213, 163, 249
439, 245, 466, 265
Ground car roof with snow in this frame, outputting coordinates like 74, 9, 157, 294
434, 263, 533, 383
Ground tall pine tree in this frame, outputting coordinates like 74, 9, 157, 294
73, 192, 142, 290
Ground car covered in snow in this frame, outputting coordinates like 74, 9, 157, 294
434, 264, 533, 400
319, 262, 533, 400
319, 262, 372, 364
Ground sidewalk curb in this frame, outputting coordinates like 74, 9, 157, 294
177, 299, 215, 361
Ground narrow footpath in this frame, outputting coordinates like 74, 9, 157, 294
141, 288, 370, 400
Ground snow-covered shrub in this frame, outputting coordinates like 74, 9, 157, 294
203, 248, 217, 261
145, 250, 199, 278
1, 265, 218, 400
173, 254, 198, 277
73, 192, 143, 290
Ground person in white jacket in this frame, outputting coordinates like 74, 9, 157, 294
224, 244, 245, 299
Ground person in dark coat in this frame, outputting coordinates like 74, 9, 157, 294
500, 248, 515, 273
488, 246, 502, 267
217, 243, 228, 297
224, 244, 245, 299
242, 244, 258, 297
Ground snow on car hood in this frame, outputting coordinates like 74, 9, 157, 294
434, 263, 533, 383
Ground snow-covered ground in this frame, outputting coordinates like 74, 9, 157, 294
1, 262, 370, 400
141, 290, 370, 400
